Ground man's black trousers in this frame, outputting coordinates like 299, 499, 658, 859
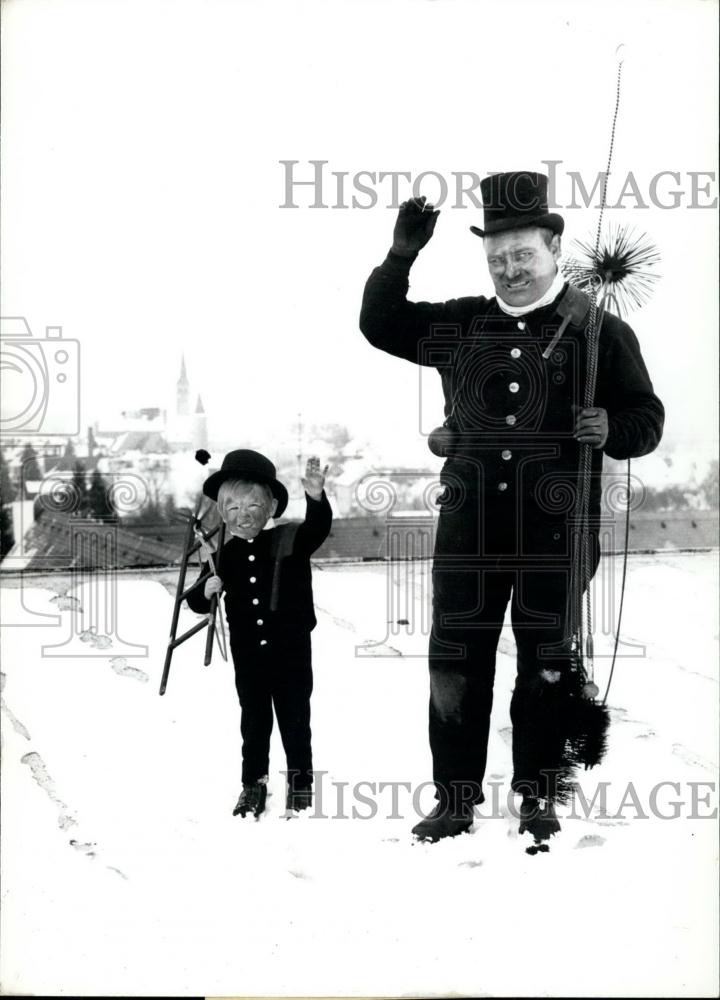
429, 499, 600, 807
230, 631, 314, 789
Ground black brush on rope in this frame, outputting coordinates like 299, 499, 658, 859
512, 676, 581, 805
563, 648, 611, 770
559, 219, 661, 778
554, 48, 662, 783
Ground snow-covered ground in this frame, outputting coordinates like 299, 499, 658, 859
1, 552, 718, 997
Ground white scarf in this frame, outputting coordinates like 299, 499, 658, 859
496, 269, 566, 317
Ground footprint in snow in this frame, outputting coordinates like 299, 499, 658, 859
458, 860, 483, 868
357, 642, 403, 657
21, 752, 78, 830
70, 839, 97, 857
110, 658, 149, 683
0, 674, 31, 740
106, 866, 129, 881
316, 606, 357, 632
671, 743, 717, 773
575, 834, 606, 849
80, 629, 113, 649
50, 594, 83, 612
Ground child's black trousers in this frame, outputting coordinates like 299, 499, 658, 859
231, 631, 314, 789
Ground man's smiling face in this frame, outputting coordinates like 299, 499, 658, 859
484, 227, 561, 306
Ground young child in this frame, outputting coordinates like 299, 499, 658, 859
186, 449, 332, 818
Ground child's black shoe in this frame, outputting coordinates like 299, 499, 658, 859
233, 781, 267, 818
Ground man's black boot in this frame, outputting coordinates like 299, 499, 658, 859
412, 802, 474, 843
233, 781, 268, 819
518, 796, 561, 851
286, 787, 313, 813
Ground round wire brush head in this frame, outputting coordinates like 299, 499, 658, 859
563, 223, 661, 317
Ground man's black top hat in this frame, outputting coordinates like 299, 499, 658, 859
203, 449, 289, 517
470, 171, 565, 238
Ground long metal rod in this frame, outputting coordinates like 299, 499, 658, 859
203, 521, 226, 666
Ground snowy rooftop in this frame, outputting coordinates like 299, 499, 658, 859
1, 552, 718, 997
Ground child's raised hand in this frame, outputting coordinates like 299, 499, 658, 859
302, 456, 329, 500
204, 575, 223, 600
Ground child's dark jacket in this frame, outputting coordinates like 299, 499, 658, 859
186, 492, 332, 647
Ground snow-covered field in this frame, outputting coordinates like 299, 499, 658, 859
1, 552, 718, 997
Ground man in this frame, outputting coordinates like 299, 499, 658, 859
360, 172, 664, 845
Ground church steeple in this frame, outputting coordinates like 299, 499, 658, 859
177, 355, 190, 416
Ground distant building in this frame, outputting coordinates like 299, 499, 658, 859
87, 356, 208, 457
166, 357, 208, 452
176, 355, 190, 417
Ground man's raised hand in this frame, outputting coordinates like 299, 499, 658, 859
391, 196, 440, 258
302, 456, 329, 500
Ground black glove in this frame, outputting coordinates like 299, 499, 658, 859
391, 196, 440, 257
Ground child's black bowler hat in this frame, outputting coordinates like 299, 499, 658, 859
202, 449, 289, 517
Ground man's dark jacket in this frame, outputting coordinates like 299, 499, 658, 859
360, 251, 664, 548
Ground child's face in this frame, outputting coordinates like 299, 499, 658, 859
221, 483, 277, 540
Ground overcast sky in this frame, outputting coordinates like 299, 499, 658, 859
2, 0, 718, 470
